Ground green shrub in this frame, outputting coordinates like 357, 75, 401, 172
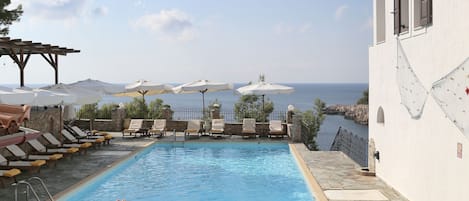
302, 98, 326, 151
234, 94, 274, 122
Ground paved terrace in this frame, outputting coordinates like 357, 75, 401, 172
0, 133, 408, 201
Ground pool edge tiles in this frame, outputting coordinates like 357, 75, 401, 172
54, 141, 157, 201
289, 143, 328, 201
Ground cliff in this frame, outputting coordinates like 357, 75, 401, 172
324, 104, 368, 125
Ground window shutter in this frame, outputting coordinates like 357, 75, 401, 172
400, 0, 409, 33
394, 0, 400, 34
420, 0, 429, 25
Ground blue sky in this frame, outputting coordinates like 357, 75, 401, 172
2, 0, 372, 87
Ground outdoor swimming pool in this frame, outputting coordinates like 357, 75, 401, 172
59, 142, 315, 201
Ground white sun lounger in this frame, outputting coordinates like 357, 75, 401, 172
27, 139, 79, 157
210, 119, 229, 138
185, 120, 201, 139
149, 119, 167, 138
62, 129, 104, 146
241, 118, 257, 138
70, 126, 111, 144
0, 152, 46, 173
42, 132, 92, 154
5, 144, 63, 167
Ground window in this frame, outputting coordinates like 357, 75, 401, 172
414, 0, 432, 28
376, 0, 386, 43
377, 107, 385, 124
394, 0, 409, 34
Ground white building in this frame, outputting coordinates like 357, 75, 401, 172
369, 1, 469, 201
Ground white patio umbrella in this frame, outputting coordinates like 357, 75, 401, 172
68, 78, 125, 95
173, 80, 233, 118
236, 79, 294, 121
0, 86, 35, 105
14, 87, 76, 106
114, 79, 174, 103
41, 83, 102, 105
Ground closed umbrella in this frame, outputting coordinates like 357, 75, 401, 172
173, 80, 233, 118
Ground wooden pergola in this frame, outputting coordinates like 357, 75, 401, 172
0, 37, 80, 87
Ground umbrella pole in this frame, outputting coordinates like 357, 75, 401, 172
262, 94, 265, 122
202, 91, 206, 119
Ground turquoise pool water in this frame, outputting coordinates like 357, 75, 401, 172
60, 142, 315, 201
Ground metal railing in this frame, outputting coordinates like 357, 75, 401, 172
330, 127, 368, 167
13, 177, 54, 201
171, 110, 287, 123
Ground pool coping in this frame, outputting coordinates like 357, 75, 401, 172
290, 143, 328, 201
54, 141, 322, 201
53, 141, 156, 200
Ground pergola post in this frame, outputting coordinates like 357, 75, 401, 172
8, 48, 31, 87
41, 53, 60, 84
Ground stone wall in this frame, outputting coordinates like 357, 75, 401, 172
26, 107, 61, 135
324, 104, 368, 125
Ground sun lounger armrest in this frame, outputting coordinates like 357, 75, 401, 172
2, 168, 21, 177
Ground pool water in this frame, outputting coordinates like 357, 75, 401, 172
61, 142, 315, 201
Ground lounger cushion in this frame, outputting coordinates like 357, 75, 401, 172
81, 142, 92, 148
67, 147, 79, 153
49, 154, 63, 160
31, 160, 46, 167
2, 168, 21, 177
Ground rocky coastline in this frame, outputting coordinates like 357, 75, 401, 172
324, 104, 368, 125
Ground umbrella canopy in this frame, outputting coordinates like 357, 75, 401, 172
114, 80, 174, 101
236, 82, 294, 95
0, 86, 35, 105
42, 83, 102, 105
68, 78, 125, 95
14, 87, 76, 106
173, 80, 233, 118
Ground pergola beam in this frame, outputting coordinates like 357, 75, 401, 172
0, 37, 79, 86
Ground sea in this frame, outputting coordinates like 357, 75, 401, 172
4, 83, 368, 151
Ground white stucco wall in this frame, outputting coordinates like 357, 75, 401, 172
369, 1, 469, 201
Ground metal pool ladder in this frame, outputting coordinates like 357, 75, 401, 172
13, 177, 54, 201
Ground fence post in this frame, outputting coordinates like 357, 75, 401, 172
112, 108, 126, 132
290, 114, 302, 143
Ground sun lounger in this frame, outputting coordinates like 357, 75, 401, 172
69, 126, 111, 145
42, 132, 92, 154
0, 153, 46, 173
27, 139, 79, 157
122, 119, 145, 137
210, 119, 229, 138
184, 120, 201, 139
5, 144, 63, 167
149, 119, 166, 138
241, 118, 257, 138
268, 120, 286, 138
0, 168, 21, 187
62, 129, 104, 146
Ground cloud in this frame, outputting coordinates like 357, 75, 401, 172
12, 0, 88, 21
134, 9, 194, 41
335, 5, 348, 21
92, 6, 109, 17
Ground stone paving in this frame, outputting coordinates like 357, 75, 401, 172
293, 144, 409, 201
0, 132, 409, 201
